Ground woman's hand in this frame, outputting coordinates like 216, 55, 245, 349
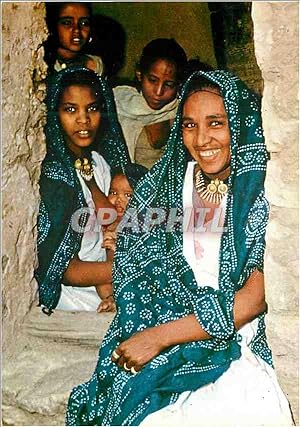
95, 283, 116, 312
97, 295, 116, 313
111, 327, 166, 373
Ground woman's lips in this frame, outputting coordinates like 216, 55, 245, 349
76, 130, 91, 138
199, 148, 221, 158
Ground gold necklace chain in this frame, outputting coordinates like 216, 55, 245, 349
195, 169, 228, 204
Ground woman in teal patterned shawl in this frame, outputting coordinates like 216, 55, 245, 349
35, 66, 130, 315
66, 71, 293, 425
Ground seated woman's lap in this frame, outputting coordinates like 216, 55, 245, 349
140, 343, 292, 427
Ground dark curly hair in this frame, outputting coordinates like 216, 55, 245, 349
137, 38, 187, 83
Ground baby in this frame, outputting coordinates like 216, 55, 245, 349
98, 163, 148, 312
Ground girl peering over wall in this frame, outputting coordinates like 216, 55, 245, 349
44, 2, 104, 76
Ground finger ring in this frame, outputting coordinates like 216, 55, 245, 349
112, 350, 120, 360
131, 366, 138, 375
124, 362, 131, 371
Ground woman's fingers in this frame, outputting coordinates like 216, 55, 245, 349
97, 296, 116, 313
111, 349, 122, 364
111, 347, 142, 374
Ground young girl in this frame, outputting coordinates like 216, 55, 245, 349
35, 67, 129, 315
99, 163, 148, 312
113, 38, 187, 169
44, 2, 104, 75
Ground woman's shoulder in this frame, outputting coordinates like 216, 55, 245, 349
113, 85, 139, 101
112, 85, 153, 118
85, 54, 104, 76
41, 159, 77, 189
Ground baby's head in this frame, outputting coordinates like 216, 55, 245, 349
108, 163, 148, 217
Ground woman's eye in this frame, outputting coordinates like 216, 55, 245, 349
210, 120, 224, 127
182, 122, 196, 129
59, 18, 73, 26
65, 106, 76, 113
79, 18, 90, 27
164, 82, 176, 89
125, 193, 133, 199
148, 77, 157, 84
109, 190, 117, 196
87, 105, 99, 113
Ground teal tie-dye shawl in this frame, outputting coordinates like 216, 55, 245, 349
66, 70, 272, 425
35, 67, 130, 314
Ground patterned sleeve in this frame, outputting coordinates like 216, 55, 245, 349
35, 176, 82, 312
192, 191, 269, 341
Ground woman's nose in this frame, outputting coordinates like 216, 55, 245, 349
194, 127, 211, 147
72, 22, 80, 33
154, 84, 164, 96
76, 110, 90, 124
116, 194, 124, 203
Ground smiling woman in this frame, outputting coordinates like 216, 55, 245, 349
182, 87, 231, 177
66, 70, 294, 426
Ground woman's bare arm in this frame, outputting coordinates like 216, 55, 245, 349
63, 257, 112, 286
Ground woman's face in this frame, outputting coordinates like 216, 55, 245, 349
182, 89, 231, 175
108, 175, 133, 218
137, 59, 178, 110
57, 3, 91, 58
58, 85, 101, 157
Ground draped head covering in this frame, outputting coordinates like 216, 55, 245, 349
66, 70, 272, 425
110, 163, 149, 190
35, 66, 130, 314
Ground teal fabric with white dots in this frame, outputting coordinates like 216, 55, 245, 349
66, 70, 272, 425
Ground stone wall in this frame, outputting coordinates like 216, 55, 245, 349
252, 2, 299, 422
2, 2, 48, 356
1, 2, 298, 425
209, 2, 263, 94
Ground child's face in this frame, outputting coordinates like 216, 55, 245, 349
57, 3, 91, 57
108, 175, 133, 218
136, 58, 178, 110
58, 85, 101, 157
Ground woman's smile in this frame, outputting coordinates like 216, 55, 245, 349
76, 130, 91, 137
198, 148, 221, 158
182, 89, 231, 175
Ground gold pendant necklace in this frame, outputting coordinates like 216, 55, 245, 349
195, 169, 228, 204
74, 157, 94, 181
